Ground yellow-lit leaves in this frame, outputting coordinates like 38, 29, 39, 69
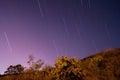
54, 56, 82, 80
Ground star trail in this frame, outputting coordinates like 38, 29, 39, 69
0, 0, 120, 74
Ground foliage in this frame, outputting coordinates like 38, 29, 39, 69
53, 56, 83, 80
0, 48, 120, 80
27, 54, 44, 71
41, 65, 55, 80
4, 64, 24, 75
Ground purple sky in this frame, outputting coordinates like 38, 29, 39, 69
0, 0, 120, 74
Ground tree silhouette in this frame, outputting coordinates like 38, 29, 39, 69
27, 54, 44, 71
4, 64, 24, 75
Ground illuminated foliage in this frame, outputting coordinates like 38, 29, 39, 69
0, 48, 120, 80
54, 56, 83, 80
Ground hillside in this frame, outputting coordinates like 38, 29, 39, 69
80, 48, 120, 80
0, 48, 120, 80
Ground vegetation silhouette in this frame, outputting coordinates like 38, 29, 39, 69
4, 64, 24, 75
0, 48, 120, 80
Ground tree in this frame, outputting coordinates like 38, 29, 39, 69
15, 64, 24, 74
27, 54, 44, 71
4, 64, 24, 75
53, 56, 83, 80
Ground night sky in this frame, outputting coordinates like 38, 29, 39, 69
0, 0, 120, 74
